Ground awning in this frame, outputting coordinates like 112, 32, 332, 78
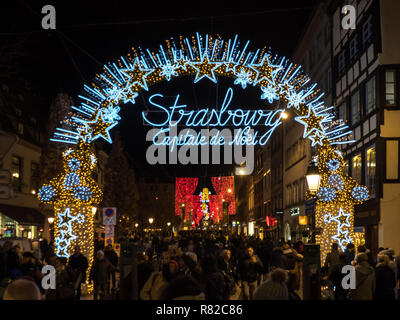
0, 203, 45, 226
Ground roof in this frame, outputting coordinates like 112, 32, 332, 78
0, 203, 45, 226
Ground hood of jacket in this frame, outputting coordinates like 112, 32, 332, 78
356, 262, 374, 276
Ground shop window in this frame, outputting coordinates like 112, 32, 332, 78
365, 146, 376, 198
385, 71, 396, 105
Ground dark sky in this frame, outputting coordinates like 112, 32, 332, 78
1, 0, 317, 179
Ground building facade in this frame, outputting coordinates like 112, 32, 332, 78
283, 0, 333, 243
329, 0, 400, 255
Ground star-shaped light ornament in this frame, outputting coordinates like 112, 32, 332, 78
251, 54, 283, 85
190, 53, 220, 83
295, 106, 326, 139
77, 110, 118, 143
121, 59, 154, 91
332, 208, 351, 228
175, 56, 189, 71
309, 130, 325, 147
332, 229, 352, 251
58, 208, 77, 227
224, 60, 238, 73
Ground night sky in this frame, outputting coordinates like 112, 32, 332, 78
1, 0, 317, 180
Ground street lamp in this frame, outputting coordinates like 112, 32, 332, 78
91, 206, 97, 216
167, 222, 171, 227
135, 223, 139, 228
149, 218, 154, 224
305, 161, 321, 243
305, 161, 321, 194
48, 217, 54, 225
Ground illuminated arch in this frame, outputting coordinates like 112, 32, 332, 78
38, 34, 369, 277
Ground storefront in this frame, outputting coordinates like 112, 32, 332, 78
0, 204, 44, 239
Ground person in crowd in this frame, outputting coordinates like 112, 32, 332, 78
68, 245, 88, 300
54, 257, 76, 300
327, 252, 348, 300
374, 253, 396, 300
282, 243, 302, 295
160, 275, 205, 300
90, 250, 117, 300
2, 241, 20, 278
345, 243, 356, 265
104, 244, 118, 293
19, 251, 43, 292
137, 252, 154, 296
347, 253, 375, 300
201, 254, 229, 300
357, 245, 375, 267
238, 246, 264, 300
253, 268, 288, 300
3, 277, 42, 300
140, 258, 179, 300
324, 243, 340, 272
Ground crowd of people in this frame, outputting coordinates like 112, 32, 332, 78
0, 231, 399, 300
0, 239, 119, 300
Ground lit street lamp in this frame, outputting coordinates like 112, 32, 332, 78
305, 160, 321, 243
149, 218, 154, 224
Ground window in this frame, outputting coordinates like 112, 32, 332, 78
365, 146, 376, 198
352, 154, 362, 184
349, 37, 358, 62
362, 16, 373, 48
351, 91, 360, 125
338, 51, 345, 74
365, 76, 376, 114
11, 156, 23, 192
338, 102, 347, 123
385, 71, 396, 105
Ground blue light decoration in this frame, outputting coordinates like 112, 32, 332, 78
73, 186, 93, 201
63, 172, 80, 190
323, 208, 352, 251
260, 84, 279, 103
351, 186, 369, 201
317, 186, 336, 201
38, 185, 55, 202
327, 159, 340, 171
327, 173, 344, 191
55, 208, 80, 258
48, 33, 354, 150
68, 158, 81, 172
234, 67, 254, 89
160, 60, 179, 81
332, 228, 352, 251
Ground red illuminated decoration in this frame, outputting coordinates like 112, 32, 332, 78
266, 216, 277, 227
175, 176, 235, 227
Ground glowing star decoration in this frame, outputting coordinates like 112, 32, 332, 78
278, 80, 294, 95
332, 228, 352, 251
160, 61, 179, 81
260, 85, 279, 103
121, 59, 154, 91
190, 53, 220, 83
309, 130, 325, 147
175, 56, 189, 71
250, 54, 282, 85
58, 208, 77, 227
122, 90, 139, 104
77, 110, 118, 143
233, 68, 253, 89
295, 105, 326, 138
224, 60, 238, 73
331, 208, 351, 228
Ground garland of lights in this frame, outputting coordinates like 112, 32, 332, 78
39, 34, 369, 267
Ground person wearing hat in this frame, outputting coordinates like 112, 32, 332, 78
347, 253, 375, 300
253, 268, 289, 300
